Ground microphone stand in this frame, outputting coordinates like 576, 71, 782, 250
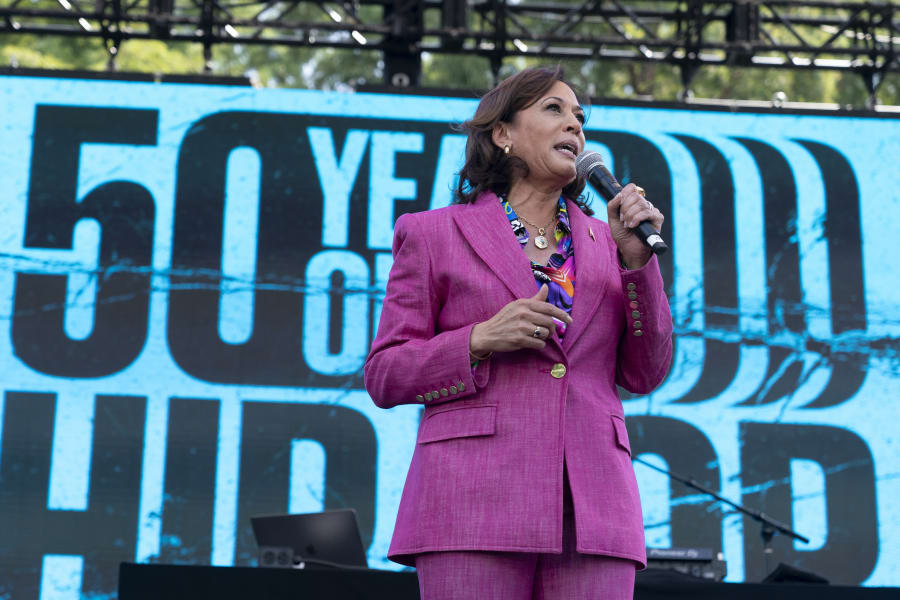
632, 456, 810, 579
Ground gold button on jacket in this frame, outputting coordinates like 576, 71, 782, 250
550, 363, 567, 378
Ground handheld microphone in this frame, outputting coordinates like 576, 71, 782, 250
575, 151, 668, 255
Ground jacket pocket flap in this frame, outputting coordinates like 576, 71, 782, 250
419, 405, 496, 444
611, 414, 632, 456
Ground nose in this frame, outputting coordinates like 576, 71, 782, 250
565, 113, 582, 135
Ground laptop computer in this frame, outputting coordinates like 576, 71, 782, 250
250, 509, 368, 569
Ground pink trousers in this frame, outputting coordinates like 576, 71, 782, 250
414, 470, 637, 600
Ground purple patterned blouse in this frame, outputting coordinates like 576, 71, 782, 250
501, 196, 575, 337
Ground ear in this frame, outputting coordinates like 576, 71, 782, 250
491, 122, 511, 152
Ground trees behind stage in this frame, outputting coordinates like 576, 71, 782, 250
1, 22, 897, 107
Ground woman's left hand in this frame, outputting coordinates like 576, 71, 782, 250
606, 182, 665, 269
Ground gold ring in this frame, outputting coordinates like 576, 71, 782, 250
533, 327, 542, 338
636, 186, 646, 197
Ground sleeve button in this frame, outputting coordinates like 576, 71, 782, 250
458, 381, 466, 392
628, 291, 637, 300
416, 394, 425, 402
441, 388, 449, 396
450, 386, 458, 394
632, 310, 641, 319
633, 320, 642, 329
634, 330, 643, 337
627, 282, 636, 290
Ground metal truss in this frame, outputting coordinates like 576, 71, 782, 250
1, 1, 897, 103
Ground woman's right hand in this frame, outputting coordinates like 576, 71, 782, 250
469, 284, 572, 356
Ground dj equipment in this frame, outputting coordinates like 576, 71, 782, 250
646, 547, 728, 581
252, 509, 368, 570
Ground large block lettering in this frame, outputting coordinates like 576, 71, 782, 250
626, 416, 723, 554
0, 78, 896, 596
12, 106, 157, 377
0, 392, 146, 598
159, 398, 221, 564
233, 401, 377, 565
167, 112, 455, 387
740, 422, 877, 583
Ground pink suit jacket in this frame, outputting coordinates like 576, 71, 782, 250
364, 191, 673, 567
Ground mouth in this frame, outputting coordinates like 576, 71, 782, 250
553, 142, 578, 160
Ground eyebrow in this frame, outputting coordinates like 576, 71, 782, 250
544, 96, 585, 114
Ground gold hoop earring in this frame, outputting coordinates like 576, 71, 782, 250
504, 145, 510, 155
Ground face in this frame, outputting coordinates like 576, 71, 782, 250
494, 80, 586, 191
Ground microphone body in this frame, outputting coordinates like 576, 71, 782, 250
575, 152, 668, 255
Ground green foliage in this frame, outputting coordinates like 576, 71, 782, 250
1, 34, 107, 70
1, 41, 71, 71
114, 41, 206, 75
212, 44, 317, 88
875, 74, 900, 107
303, 48, 381, 90
2, 28, 897, 107
420, 54, 494, 91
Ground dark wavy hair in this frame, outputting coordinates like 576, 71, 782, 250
455, 65, 593, 215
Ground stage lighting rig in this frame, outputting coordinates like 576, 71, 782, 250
0, 1, 896, 105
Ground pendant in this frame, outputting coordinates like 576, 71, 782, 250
534, 235, 549, 249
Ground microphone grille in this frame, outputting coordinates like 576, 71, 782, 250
575, 151, 606, 179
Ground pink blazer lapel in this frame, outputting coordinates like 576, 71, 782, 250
563, 200, 612, 350
451, 191, 537, 302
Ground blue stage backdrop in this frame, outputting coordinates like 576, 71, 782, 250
0, 73, 897, 599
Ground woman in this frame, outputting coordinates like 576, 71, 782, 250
364, 66, 672, 599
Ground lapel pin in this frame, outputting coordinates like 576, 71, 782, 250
589, 227, 595, 241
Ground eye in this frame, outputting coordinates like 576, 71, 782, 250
545, 102, 562, 113
575, 113, 586, 124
